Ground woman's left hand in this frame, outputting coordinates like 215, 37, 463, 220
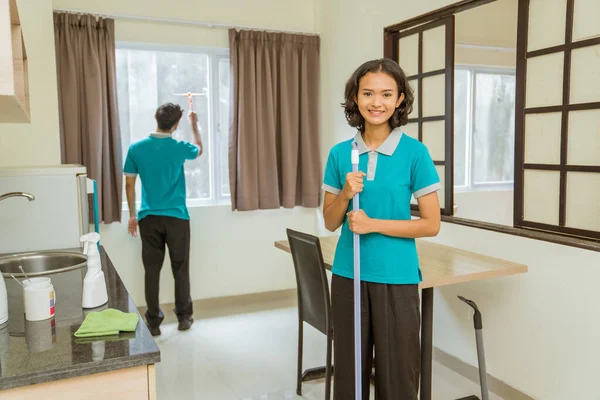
346, 210, 373, 234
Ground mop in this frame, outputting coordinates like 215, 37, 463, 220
457, 296, 489, 400
351, 141, 362, 400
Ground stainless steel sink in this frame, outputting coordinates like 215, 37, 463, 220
0, 251, 87, 278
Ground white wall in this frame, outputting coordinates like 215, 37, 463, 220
317, 0, 600, 399
454, 190, 513, 226
455, 0, 517, 67
100, 206, 319, 304
54, 0, 317, 48
455, 0, 518, 48
455, 46, 516, 68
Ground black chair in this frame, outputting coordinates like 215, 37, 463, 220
286, 228, 333, 400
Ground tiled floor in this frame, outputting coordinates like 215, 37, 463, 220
151, 298, 504, 400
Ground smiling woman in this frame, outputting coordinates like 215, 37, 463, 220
342, 58, 414, 132
322, 58, 440, 399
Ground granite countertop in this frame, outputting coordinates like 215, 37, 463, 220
0, 247, 160, 390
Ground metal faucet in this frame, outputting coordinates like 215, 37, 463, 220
0, 192, 35, 202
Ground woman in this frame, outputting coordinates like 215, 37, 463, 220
322, 58, 441, 399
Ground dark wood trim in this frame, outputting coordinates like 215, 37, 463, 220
559, 0, 575, 227
565, 165, 600, 173
407, 69, 446, 80
418, 31, 423, 142
526, 44, 566, 58
524, 105, 564, 114
397, 15, 454, 39
444, 16, 455, 216
384, 29, 395, 61
410, 211, 600, 252
522, 163, 560, 170
459, 215, 600, 250
384, 0, 497, 33
408, 115, 446, 123
570, 36, 600, 49
392, 31, 399, 62
521, 220, 600, 240
525, 102, 600, 114
394, 16, 455, 218
384, 30, 399, 62
513, 0, 529, 227
567, 102, 600, 112
524, 164, 600, 173
526, 36, 600, 58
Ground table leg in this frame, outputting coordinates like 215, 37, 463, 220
420, 287, 434, 400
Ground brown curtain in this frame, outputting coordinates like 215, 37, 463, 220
54, 13, 122, 223
229, 29, 321, 211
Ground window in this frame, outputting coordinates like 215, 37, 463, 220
116, 43, 230, 207
384, 0, 600, 250
454, 66, 516, 191
514, 0, 600, 241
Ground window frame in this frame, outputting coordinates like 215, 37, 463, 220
389, 16, 456, 216
116, 41, 231, 210
454, 64, 516, 193
513, 0, 600, 241
383, 0, 600, 252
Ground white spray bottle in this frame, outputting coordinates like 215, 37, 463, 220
80, 232, 108, 309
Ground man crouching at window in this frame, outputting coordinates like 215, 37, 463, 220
123, 102, 203, 336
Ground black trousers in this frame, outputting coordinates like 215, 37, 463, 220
331, 274, 421, 400
139, 215, 193, 327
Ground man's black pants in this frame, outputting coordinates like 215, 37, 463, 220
139, 215, 193, 327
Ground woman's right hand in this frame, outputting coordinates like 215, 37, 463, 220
342, 171, 366, 200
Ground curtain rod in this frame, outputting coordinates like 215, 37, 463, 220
53, 8, 318, 36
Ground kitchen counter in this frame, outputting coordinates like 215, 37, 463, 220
0, 247, 160, 393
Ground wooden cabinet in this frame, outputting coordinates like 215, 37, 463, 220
0, 0, 30, 123
0, 365, 157, 400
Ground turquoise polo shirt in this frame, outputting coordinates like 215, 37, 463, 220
123, 133, 199, 221
322, 129, 440, 284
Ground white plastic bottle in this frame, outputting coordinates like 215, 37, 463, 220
80, 232, 108, 309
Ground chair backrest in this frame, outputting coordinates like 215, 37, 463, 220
286, 229, 331, 335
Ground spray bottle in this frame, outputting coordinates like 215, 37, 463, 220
80, 232, 108, 309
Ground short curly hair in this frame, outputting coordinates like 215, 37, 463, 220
342, 58, 414, 132
155, 102, 183, 131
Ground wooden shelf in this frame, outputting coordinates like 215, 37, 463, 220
0, 0, 30, 123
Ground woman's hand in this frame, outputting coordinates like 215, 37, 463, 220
342, 171, 365, 200
346, 210, 373, 234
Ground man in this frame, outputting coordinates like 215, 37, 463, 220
123, 102, 203, 336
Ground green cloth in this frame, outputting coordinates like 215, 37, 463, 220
74, 331, 136, 344
74, 309, 139, 338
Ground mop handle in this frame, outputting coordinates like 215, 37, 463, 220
351, 141, 362, 400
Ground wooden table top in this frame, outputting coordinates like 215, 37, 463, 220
274, 235, 527, 289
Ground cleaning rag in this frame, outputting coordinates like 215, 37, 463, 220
74, 308, 139, 338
